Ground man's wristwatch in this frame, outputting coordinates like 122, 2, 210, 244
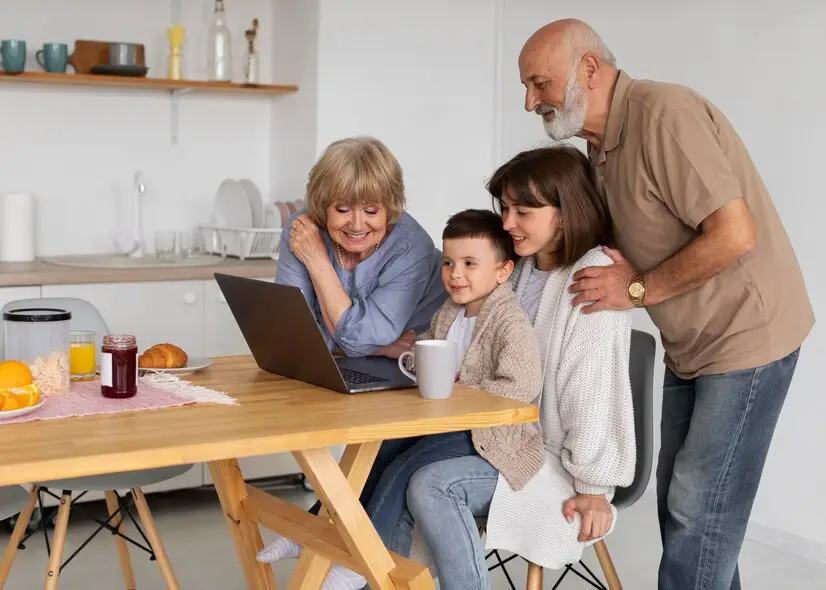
628, 274, 646, 308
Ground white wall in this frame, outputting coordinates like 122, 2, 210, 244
313, 0, 499, 240
498, 0, 826, 558
269, 0, 319, 202
0, 0, 276, 257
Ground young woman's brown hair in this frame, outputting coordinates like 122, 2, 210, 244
486, 144, 613, 266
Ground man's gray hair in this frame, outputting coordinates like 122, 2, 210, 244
563, 22, 616, 67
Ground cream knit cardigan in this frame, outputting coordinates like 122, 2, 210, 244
484, 248, 637, 569
410, 247, 637, 572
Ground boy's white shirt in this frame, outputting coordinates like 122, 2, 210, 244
445, 306, 477, 371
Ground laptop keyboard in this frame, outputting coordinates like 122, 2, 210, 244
340, 368, 389, 386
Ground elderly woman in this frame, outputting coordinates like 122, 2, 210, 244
258, 136, 447, 569
274, 136, 446, 357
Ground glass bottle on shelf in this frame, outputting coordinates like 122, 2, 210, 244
207, 0, 231, 82
242, 18, 259, 85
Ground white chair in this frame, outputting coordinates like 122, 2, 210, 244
0, 486, 30, 525
0, 297, 191, 589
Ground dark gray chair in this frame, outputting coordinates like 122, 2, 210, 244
484, 328, 657, 590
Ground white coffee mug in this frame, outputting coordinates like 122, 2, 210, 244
398, 340, 458, 400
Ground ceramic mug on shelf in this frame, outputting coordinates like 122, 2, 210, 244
36, 42, 68, 73
0, 40, 27, 73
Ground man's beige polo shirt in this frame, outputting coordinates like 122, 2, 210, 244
590, 71, 814, 378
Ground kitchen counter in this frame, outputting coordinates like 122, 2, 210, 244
0, 255, 276, 287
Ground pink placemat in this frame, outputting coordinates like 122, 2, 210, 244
1, 379, 198, 425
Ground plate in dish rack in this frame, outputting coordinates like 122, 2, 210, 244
0, 399, 45, 421
138, 357, 214, 377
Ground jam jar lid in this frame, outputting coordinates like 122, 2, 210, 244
103, 334, 137, 350
3, 308, 72, 322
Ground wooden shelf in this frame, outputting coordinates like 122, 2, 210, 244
0, 71, 298, 95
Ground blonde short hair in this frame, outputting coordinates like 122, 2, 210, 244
305, 136, 406, 227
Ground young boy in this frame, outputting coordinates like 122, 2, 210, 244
258, 209, 544, 589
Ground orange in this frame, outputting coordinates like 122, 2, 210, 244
0, 360, 33, 389
1, 392, 21, 411
12, 383, 39, 408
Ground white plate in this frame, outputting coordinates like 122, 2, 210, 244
0, 398, 45, 421
238, 179, 264, 228
213, 179, 252, 228
138, 357, 214, 377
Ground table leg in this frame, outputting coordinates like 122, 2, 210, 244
291, 446, 431, 590
208, 459, 278, 590
288, 442, 380, 590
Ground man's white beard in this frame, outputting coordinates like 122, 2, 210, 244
540, 70, 588, 141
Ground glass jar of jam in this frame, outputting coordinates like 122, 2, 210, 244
101, 334, 138, 399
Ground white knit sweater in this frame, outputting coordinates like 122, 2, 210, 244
483, 248, 637, 569
409, 247, 636, 572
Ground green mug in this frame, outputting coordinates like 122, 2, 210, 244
0, 40, 27, 73
36, 42, 68, 73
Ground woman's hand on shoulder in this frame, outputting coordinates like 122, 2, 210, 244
289, 214, 328, 269
562, 494, 613, 542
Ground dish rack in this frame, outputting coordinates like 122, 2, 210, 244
199, 225, 282, 260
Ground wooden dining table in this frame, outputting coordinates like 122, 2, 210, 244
0, 355, 538, 589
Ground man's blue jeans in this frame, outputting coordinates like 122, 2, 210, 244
657, 347, 801, 589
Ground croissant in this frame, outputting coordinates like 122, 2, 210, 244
138, 343, 188, 369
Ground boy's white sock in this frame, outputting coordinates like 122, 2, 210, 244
256, 536, 301, 563
321, 564, 366, 590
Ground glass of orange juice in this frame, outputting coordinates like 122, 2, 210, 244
69, 330, 97, 380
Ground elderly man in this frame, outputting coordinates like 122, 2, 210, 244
518, 19, 814, 589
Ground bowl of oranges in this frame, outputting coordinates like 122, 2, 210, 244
0, 359, 43, 420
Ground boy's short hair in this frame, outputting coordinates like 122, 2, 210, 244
442, 209, 515, 262
305, 136, 406, 227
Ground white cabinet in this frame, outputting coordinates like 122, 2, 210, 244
0, 286, 42, 359
204, 276, 272, 357
0, 286, 42, 308
42, 281, 207, 358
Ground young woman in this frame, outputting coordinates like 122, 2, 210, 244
404, 144, 637, 589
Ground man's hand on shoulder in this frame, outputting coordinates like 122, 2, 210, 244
569, 247, 637, 314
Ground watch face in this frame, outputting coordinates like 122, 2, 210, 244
629, 282, 645, 298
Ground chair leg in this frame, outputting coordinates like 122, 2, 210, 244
593, 540, 622, 590
131, 489, 179, 590
526, 561, 543, 590
105, 491, 136, 590
44, 491, 72, 590
0, 485, 39, 587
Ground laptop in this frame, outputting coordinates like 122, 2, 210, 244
214, 273, 417, 394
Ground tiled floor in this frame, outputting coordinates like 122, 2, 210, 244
1, 483, 823, 589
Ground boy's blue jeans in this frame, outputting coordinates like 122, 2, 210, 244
308, 430, 477, 550
657, 347, 801, 589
